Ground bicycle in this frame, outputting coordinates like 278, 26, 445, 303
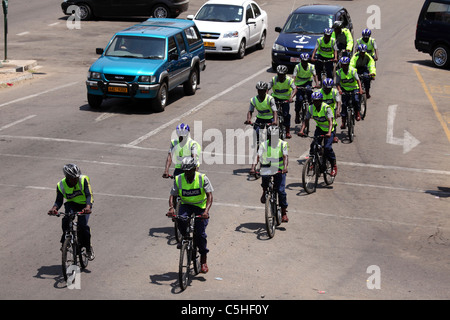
296, 86, 311, 136
51, 211, 90, 282
261, 170, 283, 238
245, 121, 272, 179
314, 58, 335, 83
300, 135, 335, 194
176, 214, 203, 291
357, 72, 375, 120
274, 99, 288, 140
340, 91, 358, 143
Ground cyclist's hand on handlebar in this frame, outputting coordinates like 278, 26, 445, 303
282, 168, 288, 174
166, 207, 175, 218
162, 172, 170, 178
201, 211, 210, 219
244, 120, 252, 125
81, 207, 92, 215
48, 207, 58, 216
298, 131, 306, 137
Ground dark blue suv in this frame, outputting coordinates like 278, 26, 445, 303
415, 0, 450, 68
271, 5, 353, 71
86, 18, 206, 112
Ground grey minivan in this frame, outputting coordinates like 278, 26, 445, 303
415, 0, 450, 68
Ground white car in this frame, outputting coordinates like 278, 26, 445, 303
187, 0, 268, 59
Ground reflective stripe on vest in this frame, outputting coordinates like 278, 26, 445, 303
317, 37, 336, 59
309, 102, 332, 132
294, 63, 315, 86
176, 172, 207, 209
251, 95, 274, 120
337, 67, 359, 91
271, 76, 293, 100
57, 175, 88, 204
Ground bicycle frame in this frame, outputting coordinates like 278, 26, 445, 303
264, 171, 282, 238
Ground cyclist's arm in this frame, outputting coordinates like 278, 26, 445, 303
167, 184, 178, 216
163, 152, 172, 177
203, 192, 213, 219
289, 81, 297, 102
269, 98, 278, 125
82, 177, 93, 214
48, 187, 63, 214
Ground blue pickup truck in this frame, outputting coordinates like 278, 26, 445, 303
86, 18, 206, 112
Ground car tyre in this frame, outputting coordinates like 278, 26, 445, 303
257, 31, 266, 50
432, 44, 450, 68
183, 68, 198, 96
152, 4, 170, 18
236, 39, 246, 59
75, 3, 93, 21
153, 82, 168, 112
87, 94, 103, 109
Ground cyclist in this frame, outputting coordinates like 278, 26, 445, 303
336, 56, 363, 128
320, 78, 341, 143
47, 164, 95, 261
245, 81, 278, 131
167, 157, 213, 273
331, 21, 354, 57
163, 123, 201, 178
356, 28, 378, 62
293, 53, 319, 124
268, 65, 297, 139
250, 125, 289, 223
299, 91, 337, 177
311, 28, 337, 80
350, 44, 376, 99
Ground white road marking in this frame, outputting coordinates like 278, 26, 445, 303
0, 115, 36, 131
95, 113, 117, 122
127, 67, 268, 146
386, 104, 420, 154
0, 182, 447, 230
48, 22, 60, 27
16, 31, 30, 36
0, 82, 79, 109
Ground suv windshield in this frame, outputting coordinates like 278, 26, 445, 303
105, 35, 165, 59
283, 13, 333, 34
195, 4, 243, 22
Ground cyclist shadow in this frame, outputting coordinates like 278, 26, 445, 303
148, 226, 178, 246
34, 264, 90, 289
149, 271, 207, 294
235, 222, 285, 240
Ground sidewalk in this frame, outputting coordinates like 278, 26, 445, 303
0, 60, 38, 87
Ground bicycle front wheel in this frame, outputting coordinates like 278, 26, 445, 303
347, 113, 354, 143
179, 242, 191, 291
62, 238, 77, 282
174, 201, 182, 244
302, 158, 318, 194
265, 193, 276, 238
360, 94, 367, 120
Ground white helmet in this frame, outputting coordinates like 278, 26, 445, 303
176, 123, 190, 137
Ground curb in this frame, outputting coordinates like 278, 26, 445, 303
0, 60, 38, 86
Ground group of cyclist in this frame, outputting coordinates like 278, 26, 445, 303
47, 23, 378, 280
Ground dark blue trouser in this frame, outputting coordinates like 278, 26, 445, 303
310, 127, 336, 163
178, 204, 209, 255
341, 89, 361, 116
261, 172, 288, 208
61, 202, 91, 249
275, 98, 291, 128
295, 82, 312, 113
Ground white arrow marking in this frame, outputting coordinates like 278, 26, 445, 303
387, 105, 420, 154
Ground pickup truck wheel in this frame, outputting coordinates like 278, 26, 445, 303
75, 3, 93, 21
87, 94, 102, 109
432, 45, 449, 68
183, 69, 198, 95
153, 82, 168, 112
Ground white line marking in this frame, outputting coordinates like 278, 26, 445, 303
339, 161, 450, 176
16, 31, 30, 36
48, 22, 60, 27
386, 104, 420, 154
95, 113, 117, 122
0, 182, 447, 230
0, 115, 36, 131
127, 67, 268, 146
0, 82, 79, 109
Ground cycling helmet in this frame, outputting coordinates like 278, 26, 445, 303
340, 56, 350, 65
322, 78, 334, 88
176, 123, 190, 137
332, 21, 343, 29
357, 44, 367, 53
324, 28, 333, 35
362, 28, 372, 37
276, 65, 288, 75
180, 157, 197, 171
267, 125, 279, 137
256, 81, 268, 90
300, 53, 310, 61
63, 164, 81, 178
311, 91, 323, 100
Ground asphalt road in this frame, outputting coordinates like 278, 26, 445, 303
0, 0, 449, 302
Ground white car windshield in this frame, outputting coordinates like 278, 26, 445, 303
195, 4, 243, 22
105, 36, 165, 59
283, 13, 334, 34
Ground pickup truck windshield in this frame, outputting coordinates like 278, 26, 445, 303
105, 35, 165, 59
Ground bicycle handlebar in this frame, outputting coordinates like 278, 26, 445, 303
51, 211, 87, 217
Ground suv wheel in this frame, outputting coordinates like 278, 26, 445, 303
183, 69, 198, 95
75, 4, 93, 21
432, 45, 449, 68
153, 82, 168, 112
87, 94, 102, 109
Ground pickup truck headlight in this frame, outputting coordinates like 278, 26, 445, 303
88, 71, 101, 79
139, 75, 156, 83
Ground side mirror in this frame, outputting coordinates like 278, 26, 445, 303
247, 18, 256, 25
96, 48, 104, 54
169, 52, 179, 61
186, 15, 194, 20
275, 27, 282, 33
